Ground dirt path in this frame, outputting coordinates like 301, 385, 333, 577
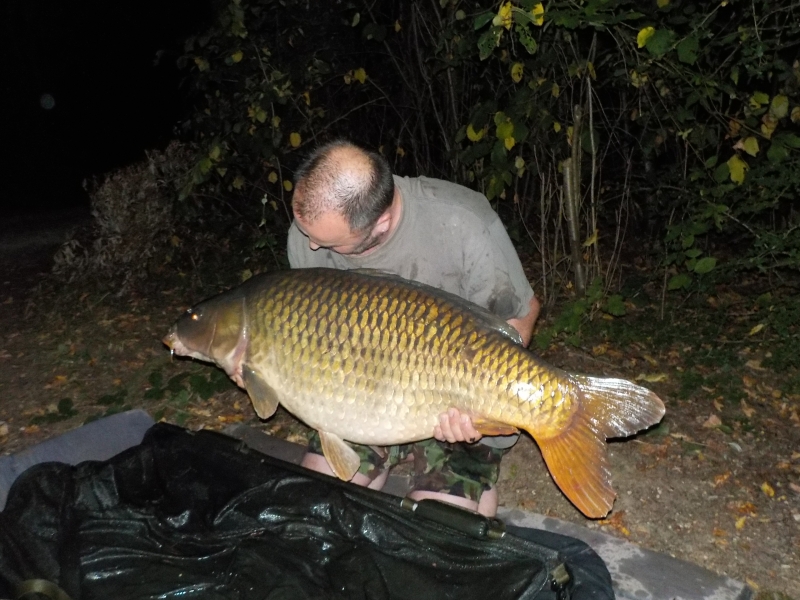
0, 221, 797, 598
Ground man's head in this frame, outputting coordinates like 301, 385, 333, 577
292, 141, 396, 255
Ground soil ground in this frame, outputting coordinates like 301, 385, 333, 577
0, 214, 797, 598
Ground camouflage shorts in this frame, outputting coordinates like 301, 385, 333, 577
307, 432, 506, 503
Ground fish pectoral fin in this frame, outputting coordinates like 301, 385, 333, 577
471, 417, 520, 437
533, 407, 616, 519
318, 431, 361, 481
241, 365, 280, 420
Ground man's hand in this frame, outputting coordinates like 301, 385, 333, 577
433, 408, 483, 444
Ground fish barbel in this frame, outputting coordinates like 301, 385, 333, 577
163, 268, 665, 518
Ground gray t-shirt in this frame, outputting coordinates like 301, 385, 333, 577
288, 176, 532, 450
287, 175, 534, 320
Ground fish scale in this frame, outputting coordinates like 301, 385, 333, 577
164, 267, 665, 518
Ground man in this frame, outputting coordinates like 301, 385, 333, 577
287, 140, 539, 517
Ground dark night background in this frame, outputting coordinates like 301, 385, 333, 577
1, 0, 212, 218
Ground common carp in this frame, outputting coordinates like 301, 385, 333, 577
163, 268, 665, 518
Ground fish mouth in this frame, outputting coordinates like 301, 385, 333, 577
162, 330, 190, 356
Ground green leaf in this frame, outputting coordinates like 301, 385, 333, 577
693, 256, 717, 274
766, 143, 788, 163
668, 273, 691, 290
605, 295, 626, 317
684, 248, 702, 258
474, 12, 495, 30
477, 27, 503, 60
515, 23, 538, 54
713, 162, 730, 183
645, 29, 675, 57
704, 155, 718, 169
676, 35, 698, 64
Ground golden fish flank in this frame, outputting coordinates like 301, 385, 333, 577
163, 268, 665, 518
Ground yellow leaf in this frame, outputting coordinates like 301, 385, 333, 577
466, 124, 485, 142
289, 132, 302, 148
396, 147, 405, 157
511, 62, 524, 83
760, 114, 778, 139
553, 121, 562, 133
194, 56, 209, 72
748, 323, 765, 336
792, 106, 800, 124
354, 68, 367, 84
637, 27, 656, 49
587, 61, 596, 80
551, 83, 560, 97
583, 228, 598, 247
233, 175, 245, 190
268, 171, 278, 184
394, 20, 401, 32
303, 91, 311, 106
216, 167, 227, 177
231, 50, 243, 63
741, 137, 759, 157
271, 116, 281, 128
514, 156, 525, 169
769, 94, 789, 119
209, 145, 221, 160
727, 154, 748, 185
761, 482, 775, 497
735, 516, 746, 530
241, 269, 253, 282
504, 136, 516, 151
531, 2, 544, 26
630, 70, 648, 88
493, 2, 513, 30
283, 180, 293, 192
344, 72, 352, 84
657, 0, 669, 6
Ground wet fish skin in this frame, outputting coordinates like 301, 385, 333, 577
163, 268, 665, 518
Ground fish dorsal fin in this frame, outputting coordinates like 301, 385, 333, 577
318, 431, 361, 481
242, 365, 280, 419
348, 269, 523, 345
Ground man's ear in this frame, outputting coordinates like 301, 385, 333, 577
373, 209, 392, 233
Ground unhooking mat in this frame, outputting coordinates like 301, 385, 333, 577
0, 423, 613, 600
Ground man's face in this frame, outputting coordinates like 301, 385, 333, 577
293, 207, 384, 256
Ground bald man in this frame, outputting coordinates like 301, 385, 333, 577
287, 140, 540, 516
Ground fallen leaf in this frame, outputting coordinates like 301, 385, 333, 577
741, 374, 757, 388
636, 373, 668, 383
735, 516, 746, 530
0, 422, 8, 437
789, 482, 800, 495
761, 482, 775, 497
712, 527, 727, 537
713, 472, 731, 487
747, 323, 765, 335
737, 502, 757, 516
702, 414, 722, 428
744, 359, 765, 370
740, 400, 755, 418
713, 399, 723, 412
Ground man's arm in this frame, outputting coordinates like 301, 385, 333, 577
434, 295, 540, 443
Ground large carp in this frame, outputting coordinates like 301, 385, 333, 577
163, 268, 665, 518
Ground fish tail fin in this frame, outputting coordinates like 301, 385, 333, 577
533, 376, 665, 518
535, 405, 615, 518
571, 375, 666, 439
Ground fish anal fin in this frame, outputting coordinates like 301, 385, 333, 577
471, 417, 520, 437
534, 407, 615, 519
319, 431, 361, 481
241, 365, 280, 420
